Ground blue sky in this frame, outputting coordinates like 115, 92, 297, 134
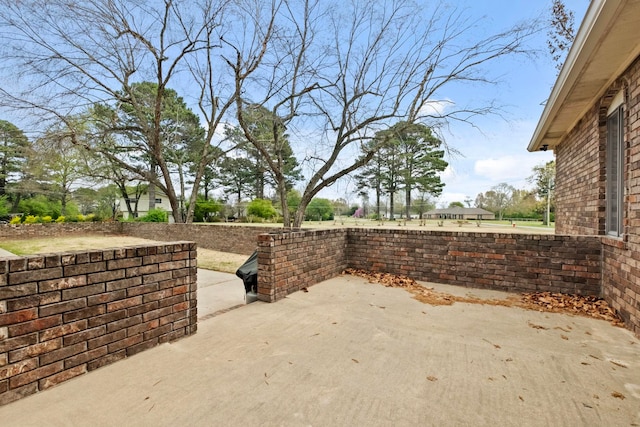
0, 0, 590, 208
325, 0, 590, 207
432, 0, 590, 207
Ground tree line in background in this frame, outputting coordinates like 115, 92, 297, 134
0, 1, 569, 226
0, 108, 554, 225
474, 160, 555, 224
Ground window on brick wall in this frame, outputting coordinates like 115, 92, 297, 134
606, 100, 624, 237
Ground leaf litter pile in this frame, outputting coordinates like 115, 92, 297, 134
342, 269, 623, 326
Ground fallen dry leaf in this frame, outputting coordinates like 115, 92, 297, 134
426, 376, 438, 382
520, 292, 624, 326
608, 359, 627, 368
528, 322, 548, 330
352, 358, 359, 363
561, 335, 569, 340
611, 391, 625, 400
342, 269, 624, 326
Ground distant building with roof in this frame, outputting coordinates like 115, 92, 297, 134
423, 207, 495, 220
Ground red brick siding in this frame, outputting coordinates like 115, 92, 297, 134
599, 57, 640, 336
0, 242, 197, 405
554, 108, 603, 235
554, 54, 640, 336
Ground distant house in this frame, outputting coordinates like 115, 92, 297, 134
528, 0, 640, 334
118, 187, 174, 223
423, 207, 495, 220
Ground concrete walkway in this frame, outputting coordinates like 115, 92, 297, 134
196, 269, 252, 319
0, 247, 18, 258
1, 275, 638, 426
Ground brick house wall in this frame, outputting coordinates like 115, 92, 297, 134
554, 55, 640, 336
0, 242, 197, 405
554, 107, 602, 235
600, 57, 640, 336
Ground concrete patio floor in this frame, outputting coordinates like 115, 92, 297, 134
1, 275, 639, 426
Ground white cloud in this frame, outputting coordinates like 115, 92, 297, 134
418, 99, 454, 118
436, 192, 470, 208
474, 154, 552, 183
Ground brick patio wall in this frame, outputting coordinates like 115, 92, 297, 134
0, 223, 122, 240
0, 242, 197, 406
122, 223, 273, 255
3, 222, 637, 336
256, 229, 348, 302
346, 229, 601, 295
0, 222, 272, 256
255, 228, 602, 301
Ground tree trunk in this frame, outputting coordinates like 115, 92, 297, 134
405, 186, 411, 219
292, 206, 305, 228
278, 180, 290, 228
116, 183, 134, 217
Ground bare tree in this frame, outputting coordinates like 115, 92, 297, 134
229, 0, 540, 227
0, 0, 276, 222
487, 182, 515, 221
548, 0, 575, 71
0, 0, 538, 227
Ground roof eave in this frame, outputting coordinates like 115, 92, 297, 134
528, 0, 640, 152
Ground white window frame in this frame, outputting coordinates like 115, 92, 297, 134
605, 99, 624, 237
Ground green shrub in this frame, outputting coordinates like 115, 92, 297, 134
41, 216, 53, 223
24, 215, 39, 224
305, 198, 334, 221
193, 198, 222, 222
247, 199, 277, 219
55, 216, 65, 223
10, 216, 21, 224
139, 208, 168, 222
